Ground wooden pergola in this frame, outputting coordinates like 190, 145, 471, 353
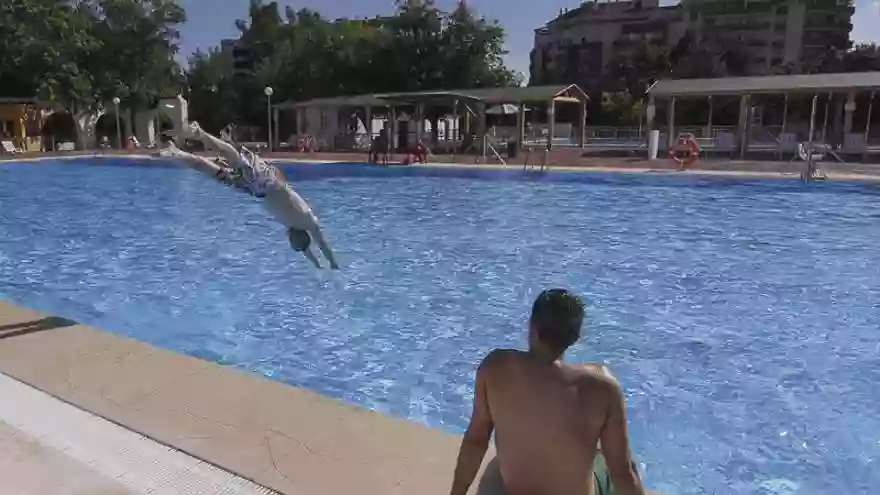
274, 85, 590, 155
647, 72, 880, 179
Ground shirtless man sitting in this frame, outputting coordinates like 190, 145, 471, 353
451, 289, 648, 495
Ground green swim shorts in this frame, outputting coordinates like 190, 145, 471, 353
475, 454, 639, 495
593, 453, 641, 495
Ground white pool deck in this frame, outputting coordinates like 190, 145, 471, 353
0, 372, 276, 495
0, 301, 491, 494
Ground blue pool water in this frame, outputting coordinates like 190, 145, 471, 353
1, 158, 878, 494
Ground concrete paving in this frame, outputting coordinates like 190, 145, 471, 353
0, 301, 490, 495
0, 419, 134, 495
0, 367, 277, 495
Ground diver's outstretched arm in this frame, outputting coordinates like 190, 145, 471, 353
310, 227, 340, 270
301, 248, 322, 269
189, 122, 241, 165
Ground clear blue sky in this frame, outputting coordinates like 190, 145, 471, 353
177, 0, 880, 76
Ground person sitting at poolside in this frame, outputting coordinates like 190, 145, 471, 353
450, 289, 649, 495
158, 126, 340, 270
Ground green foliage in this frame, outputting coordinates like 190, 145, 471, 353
0, 0, 184, 122
192, 0, 522, 132
185, 48, 237, 134
0, 0, 101, 109
598, 92, 644, 126
1, 0, 522, 135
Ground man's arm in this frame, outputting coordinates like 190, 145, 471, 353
599, 377, 646, 495
309, 226, 340, 270
301, 248, 322, 269
450, 353, 497, 495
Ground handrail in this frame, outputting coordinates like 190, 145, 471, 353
483, 136, 507, 167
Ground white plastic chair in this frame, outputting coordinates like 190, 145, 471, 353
1, 140, 23, 154
777, 133, 798, 154
796, 142, 824, 162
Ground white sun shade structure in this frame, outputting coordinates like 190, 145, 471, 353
646, 72, 880, 180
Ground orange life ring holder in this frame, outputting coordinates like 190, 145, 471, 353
668, 133, 700, 169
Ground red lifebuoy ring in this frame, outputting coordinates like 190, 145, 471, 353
668, 133, 700, 170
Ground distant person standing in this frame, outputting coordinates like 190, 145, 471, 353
450, 289, 650, 495
370, 127, 390, 164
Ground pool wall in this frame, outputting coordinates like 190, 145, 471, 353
0, 300, 490, 495
9, 155, 877, 191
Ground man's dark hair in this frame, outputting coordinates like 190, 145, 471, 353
530, 289, 585, 354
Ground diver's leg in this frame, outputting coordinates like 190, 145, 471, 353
189, 122, 241, 165
161, 142, 228, 180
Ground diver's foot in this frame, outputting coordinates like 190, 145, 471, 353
187, 121, 203, 139
157, 140, 180, 156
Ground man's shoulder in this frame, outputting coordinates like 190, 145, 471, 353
478, 348, 524, 372
567, 363, 622, 390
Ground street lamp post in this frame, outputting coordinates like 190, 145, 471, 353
112, 97, 122, 149
264, 86, 274, 152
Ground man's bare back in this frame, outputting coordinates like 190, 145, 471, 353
450, 290, 646, 495
481, 351, 626, 495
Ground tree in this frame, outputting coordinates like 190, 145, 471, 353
185, 48, 237, 134
88, 0, 186, 136
0, 0, 102, 111
188, 0, 522, 136
604, 41, 671, 97
598, 91, 644, 126
442, 1, 521, 88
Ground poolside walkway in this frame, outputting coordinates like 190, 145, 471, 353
0, 301, 489, 494
0, 371, 275, 494
5, 149, 880, 182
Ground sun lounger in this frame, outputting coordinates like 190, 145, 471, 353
842, 133, 867, 154
777, 133, 798, 157
1, 140, 23, 154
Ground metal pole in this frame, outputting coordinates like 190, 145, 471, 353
779, 93, 789, 160
706, 95, 713, 138
863, 91, 874, 163
820, 92, 830, 145
452, 100, 459, 160
805, 94, 818, 182
114, 101, 122, 149
266, 94, 272, 152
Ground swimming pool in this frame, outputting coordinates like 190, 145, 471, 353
1, 158, 878, 494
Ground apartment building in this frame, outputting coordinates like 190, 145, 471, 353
530, 0, 854, 88
686, 0, 853, 72
530, 0, 686, 91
